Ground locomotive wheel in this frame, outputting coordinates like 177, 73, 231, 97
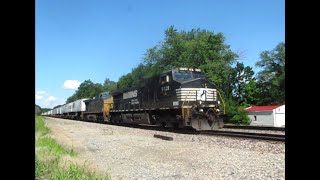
104, 115, 110, 122
218, 118, 224, 128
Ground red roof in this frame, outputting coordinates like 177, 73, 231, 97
246, 105, 282, 112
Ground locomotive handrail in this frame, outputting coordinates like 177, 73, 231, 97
216, 90, 226, 114
181, 91, 192, 120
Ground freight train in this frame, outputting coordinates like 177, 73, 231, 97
42, 67, 225, 130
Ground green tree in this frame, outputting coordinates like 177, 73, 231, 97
35, 104, 42, 115
230, 62, 255, 105
143, 26, 238, 98
66, 80, 104, 103
117, 74, 134, 89
35, 104, 52, 115
66, 94, 78, 104
243, 79, 259, 106
255, 42, 285, 105
103, 78, 117, 92
41, 108, 51, 113
117, 26, 238, 93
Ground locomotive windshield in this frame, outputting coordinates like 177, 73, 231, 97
172, 68, 205, 82
100, 92, 111, 100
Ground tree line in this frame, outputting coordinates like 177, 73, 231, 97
35, 104, 52, 115
64, 26, 284, 124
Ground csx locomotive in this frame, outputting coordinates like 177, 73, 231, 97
42, 67, 225, 130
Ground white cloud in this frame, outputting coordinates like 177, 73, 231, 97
37, 91, 46, 95
35, 90, 65, 109
35, 95, 43, 100
63, 80, 81, 90
35, 91, 47, 100
48, 96, 57, 101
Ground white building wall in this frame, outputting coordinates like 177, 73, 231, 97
274, 105, 285, 127
248, 111, 274, 126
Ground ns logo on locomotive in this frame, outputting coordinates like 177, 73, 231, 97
42, 67, 225, 130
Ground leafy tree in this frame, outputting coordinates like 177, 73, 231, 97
243, 79, 259, 106
35, 105, 42, 115
41, 108, 51, 113
35, 104, 51, 115
103, 78, 117, 92
66, 80, 104, 103
117, 73, 134, 89
66, 94, 78, 104
117, 26, 239, 94
117, 63, 150, 89
230, 62, 255, 105
255, 42, 285, 105
223, 98, 238, 123
143, 26, 238, 98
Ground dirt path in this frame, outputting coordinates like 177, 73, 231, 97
44, 117, 285, 180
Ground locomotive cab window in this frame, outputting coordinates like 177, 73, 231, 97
193, 71, 205, 79
172, 68, 206, 82
172, 71, 192, 82
100, 92, 111, 100
160, 75, 170, 84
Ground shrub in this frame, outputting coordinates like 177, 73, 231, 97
230, 106, 250, 125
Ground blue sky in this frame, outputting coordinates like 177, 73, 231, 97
36, 0, 285, 108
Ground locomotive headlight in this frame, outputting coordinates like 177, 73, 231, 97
199, 109, 204, 112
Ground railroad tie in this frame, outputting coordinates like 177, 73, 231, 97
153, 134, 173, 141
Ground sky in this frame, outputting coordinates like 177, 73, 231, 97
36, 0, 285, 108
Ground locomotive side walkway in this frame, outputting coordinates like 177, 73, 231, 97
44, 117, 285, 180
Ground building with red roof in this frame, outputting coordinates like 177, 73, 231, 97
245, 105, 285, 127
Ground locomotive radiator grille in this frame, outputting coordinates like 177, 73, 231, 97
175, 88, 217, 102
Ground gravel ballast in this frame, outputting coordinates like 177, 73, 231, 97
44, 117, 285, 180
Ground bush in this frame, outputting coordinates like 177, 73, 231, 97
224, 98, 238, 123
230, 107, 250, 125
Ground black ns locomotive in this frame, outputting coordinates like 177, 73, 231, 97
109, 67, 224, 130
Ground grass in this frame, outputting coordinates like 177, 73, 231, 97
36, 115, 49, 136
35, 116, 110, 180
36, 136, 77, 157
36, 156, 107, 180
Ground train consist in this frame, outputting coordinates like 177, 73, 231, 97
42, 67, 225, 130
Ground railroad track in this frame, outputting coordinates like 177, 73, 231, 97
223, 124, 285, 131
47, 117, 285, 142
200, 130, 285, 142
103, 121, 285, 142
